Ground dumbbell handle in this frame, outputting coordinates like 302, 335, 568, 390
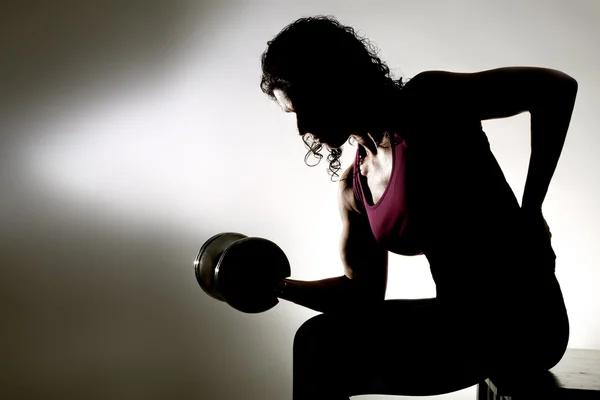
273, 280, 288, 297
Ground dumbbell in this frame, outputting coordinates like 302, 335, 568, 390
194, 232, 291, 313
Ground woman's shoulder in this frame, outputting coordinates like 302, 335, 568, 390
402, 70, 460, 101
402, 69, 485, 128
338, 164, 364, 215
405, 69, 464, 85
339, 164, 356, 200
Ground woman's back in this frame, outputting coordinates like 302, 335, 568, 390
355, 73, 566, 347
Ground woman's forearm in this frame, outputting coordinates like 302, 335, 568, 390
275, 275, 375, 314
522, 77, 578, 210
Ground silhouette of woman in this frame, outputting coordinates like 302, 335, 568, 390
260, 15, 577, 399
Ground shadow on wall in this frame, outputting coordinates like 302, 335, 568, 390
0, 0, 218, 127
0, 2, 291, 399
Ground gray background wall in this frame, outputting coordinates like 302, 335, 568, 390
1, 1, 598, 399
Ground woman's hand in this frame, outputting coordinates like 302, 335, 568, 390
523, 206, 552, 237
520, 206, 556, 269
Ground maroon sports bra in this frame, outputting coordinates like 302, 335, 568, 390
352, 133, 424, 256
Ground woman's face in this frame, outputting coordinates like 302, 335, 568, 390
273, 88, 363, 149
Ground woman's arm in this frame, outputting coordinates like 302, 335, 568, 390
412, 66, 578, 209
275, 276, 362, 314
275, 166, 389, 314
521, 74, 578, 210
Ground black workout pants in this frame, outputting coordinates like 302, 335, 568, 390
292, 275, 569, 399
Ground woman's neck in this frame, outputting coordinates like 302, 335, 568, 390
352, 132, 391, 160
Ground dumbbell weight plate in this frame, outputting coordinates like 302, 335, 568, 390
194, 232, 248, 301
215, 237, 291, 313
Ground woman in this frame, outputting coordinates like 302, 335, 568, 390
260, 16, 577, 399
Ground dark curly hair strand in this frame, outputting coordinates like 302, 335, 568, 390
260, 15, 405, 181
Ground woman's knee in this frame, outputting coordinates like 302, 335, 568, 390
294, 314, 332, 347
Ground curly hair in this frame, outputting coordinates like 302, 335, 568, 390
260, 15, 406, 180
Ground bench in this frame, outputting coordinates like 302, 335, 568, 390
477, 348, 600, 399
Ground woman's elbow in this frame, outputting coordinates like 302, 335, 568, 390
353, 286, 386, 309
556, 72, 578, 98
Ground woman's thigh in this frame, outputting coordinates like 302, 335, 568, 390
293, 298, 491, 398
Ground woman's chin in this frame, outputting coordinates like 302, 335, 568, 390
322, 135, 349, 150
